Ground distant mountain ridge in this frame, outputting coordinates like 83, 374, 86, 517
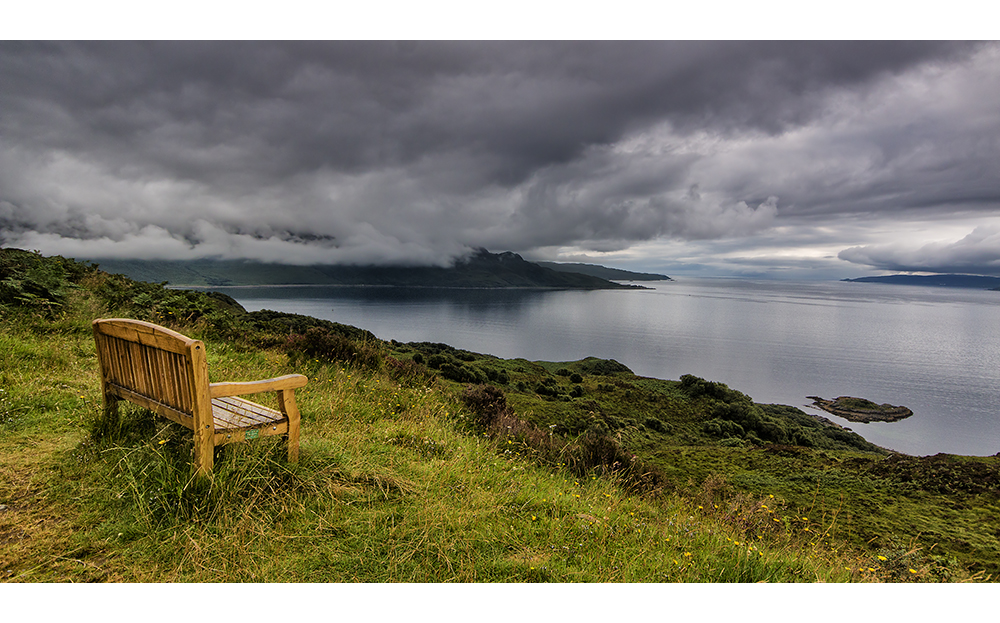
535, 261, 671, 281
843, 274, 1000, 289
90, 249, 644, 290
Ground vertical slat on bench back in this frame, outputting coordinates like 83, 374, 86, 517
93, 319, 202, 422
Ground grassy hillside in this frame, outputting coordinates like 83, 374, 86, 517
1, 248, 996, 582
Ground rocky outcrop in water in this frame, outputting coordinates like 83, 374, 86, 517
807, 396, 913, 423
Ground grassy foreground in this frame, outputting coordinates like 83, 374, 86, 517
1, 249, 996, 582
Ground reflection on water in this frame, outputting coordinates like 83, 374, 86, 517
220, 285, 560, 315
202, 280, 1000, 457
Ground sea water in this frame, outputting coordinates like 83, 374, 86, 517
204, 279, 1000, 457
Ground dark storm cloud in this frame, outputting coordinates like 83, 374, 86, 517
1, 41, 997, 272
3, 42, 971, 174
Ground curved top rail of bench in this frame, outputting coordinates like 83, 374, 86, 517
92, 318, 203, 355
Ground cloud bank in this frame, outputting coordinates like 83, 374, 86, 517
840, 226, 1000, 275
1, 41, 999, 275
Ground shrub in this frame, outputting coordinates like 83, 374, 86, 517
569, 373, 583, 384
535, 383, 558, 397
681, 374, 727, 400
560, 425, 666, 491
643, 416, 668, 433
702, 418, 745, 439
713, 402, 762, 430
438, 362, 484, 384
459, 384, 511, 428
0, 249, 87, 314
460, 384, 665, 493
383, 356, 433, 387
284, 327, 382, 369
755, 420, 788, 444
579, 358, 632, 375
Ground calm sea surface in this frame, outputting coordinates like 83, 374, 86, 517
208, 279, 1000, 457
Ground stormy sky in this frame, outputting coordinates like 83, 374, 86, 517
2, 41, 1000, 278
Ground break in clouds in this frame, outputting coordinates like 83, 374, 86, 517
2, 41, 1000, 276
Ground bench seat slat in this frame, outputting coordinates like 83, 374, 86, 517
211, 396, 285, 431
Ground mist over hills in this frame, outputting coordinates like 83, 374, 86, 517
89, 249, 659, 289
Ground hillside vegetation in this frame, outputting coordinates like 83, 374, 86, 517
1, 248, 997, 582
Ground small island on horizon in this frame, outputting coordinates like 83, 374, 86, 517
843, 274, 1000, 289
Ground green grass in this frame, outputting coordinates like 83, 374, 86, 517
0, 249, 995, 582
0, 314, 869, 583
0, 328, 858, 582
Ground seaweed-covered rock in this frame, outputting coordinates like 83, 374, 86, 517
808, 396, 913, 423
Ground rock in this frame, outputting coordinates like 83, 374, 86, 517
808, 396, 913, 423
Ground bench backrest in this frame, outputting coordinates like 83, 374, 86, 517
92, 318, 213, 431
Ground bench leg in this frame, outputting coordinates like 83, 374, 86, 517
99, 394, 121, 439
278, 390, 300, 463
195, 421, 215, 475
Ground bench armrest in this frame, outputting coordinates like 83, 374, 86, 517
210, 374, 308, 398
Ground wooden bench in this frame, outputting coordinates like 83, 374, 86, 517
92, 318, 307, 475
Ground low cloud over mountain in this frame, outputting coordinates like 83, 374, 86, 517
2, 41, 999, 277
